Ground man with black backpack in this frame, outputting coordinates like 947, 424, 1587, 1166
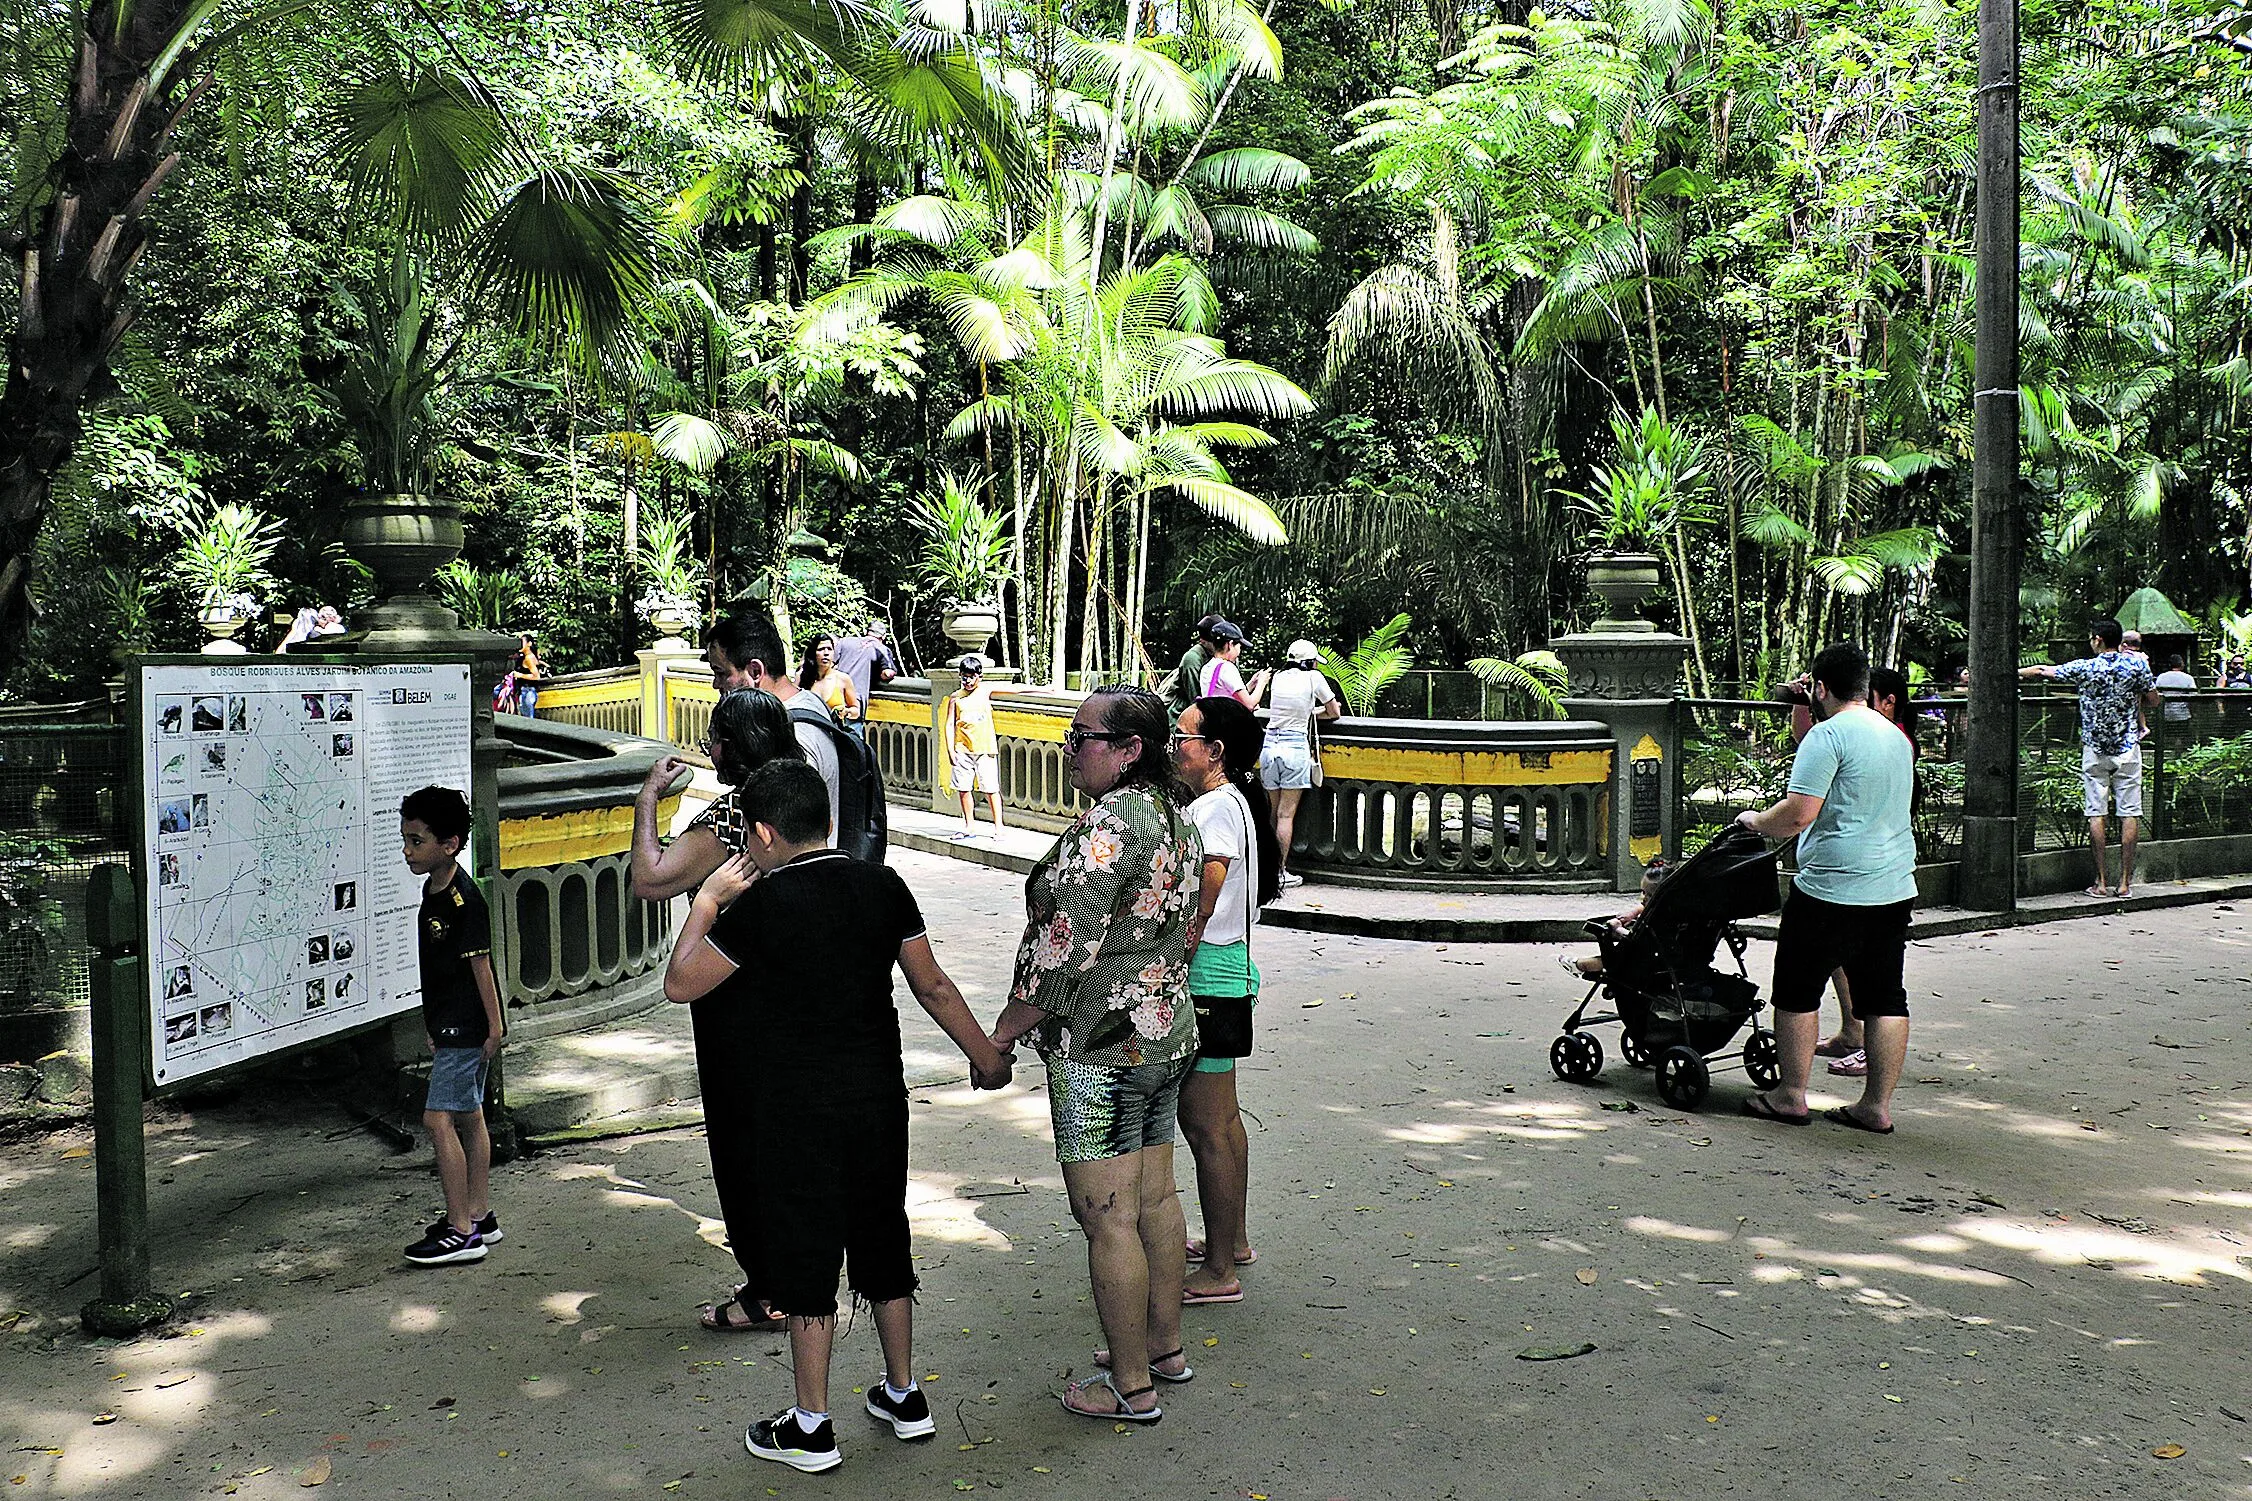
632, 611, 888, 885
708, 612, 887, 864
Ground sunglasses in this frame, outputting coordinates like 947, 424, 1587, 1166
1166, 731, 1216, 749
1063, 728, 1134, 753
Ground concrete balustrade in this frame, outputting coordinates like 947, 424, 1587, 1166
508, 649, 1644, 891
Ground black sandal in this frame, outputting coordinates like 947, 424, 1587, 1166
699, 1290, 785, 1333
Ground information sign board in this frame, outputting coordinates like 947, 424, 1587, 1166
137, 660, 473, 1083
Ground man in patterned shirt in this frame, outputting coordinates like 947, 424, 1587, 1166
2022, 617, 2160, 897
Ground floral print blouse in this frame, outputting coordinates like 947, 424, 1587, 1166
1010, 783, 1201, 1068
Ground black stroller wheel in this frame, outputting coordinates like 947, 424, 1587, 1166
1549, 1031, 1604, 1083
1619, 1030, 1651, 1068
1743, 1029, 1782, 1090
1655, 1046, 1709, 1110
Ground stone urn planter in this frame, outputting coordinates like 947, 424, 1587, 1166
1584, 552, 1663, 633
340, 491, 465, 638
198, 608, 252, 655
647, 605, 696, 652
941, 601, 1002, 656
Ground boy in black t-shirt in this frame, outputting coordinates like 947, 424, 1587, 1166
400, 786, 504, 1267
663, 760, 1013, 1475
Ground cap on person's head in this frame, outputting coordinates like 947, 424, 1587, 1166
957, 654, 985, 675
1194, 613, 1222, 637
1287, 638, 1320, 664
1206, 619, 1247, 645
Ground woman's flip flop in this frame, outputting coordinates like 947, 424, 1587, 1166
1060, 1373, 1162, 1423
1094, 1347, 1195, 1383
1185, 1239, 1258, 1266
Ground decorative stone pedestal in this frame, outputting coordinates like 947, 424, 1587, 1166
1552, 630, 1690, 893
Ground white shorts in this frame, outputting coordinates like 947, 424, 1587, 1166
1260, 739, 1315, 790
2082, 744, 2143, 819
951, 750, 999, 794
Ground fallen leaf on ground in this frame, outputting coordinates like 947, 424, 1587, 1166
1203, 1337, 1219, 1347
1575, 1269, 1598, 1285
1516, 1343, 1596, 1361
154, 1375, 193, 1390
2153, 1444, 2186, 1458
91, 1415, 115, 1427
298, 1457, 332, 1487
1600, 1101, 1638, 1113
61, 1147, 89, 1160
1302, 999, 1324, 1008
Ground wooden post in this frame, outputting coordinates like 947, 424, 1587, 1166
80, 863, 171, 1335
1960, 0, 2021, 912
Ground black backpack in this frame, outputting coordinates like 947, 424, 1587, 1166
788, 701, 889, 864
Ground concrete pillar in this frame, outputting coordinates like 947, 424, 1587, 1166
1551, 631, 1691, 892
637, 644, 707, 746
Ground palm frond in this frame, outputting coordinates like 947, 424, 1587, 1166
473, 168, 660, 364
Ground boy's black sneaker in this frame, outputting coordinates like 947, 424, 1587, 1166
745, 1409, 841, 1472
404, 1225, 486, 1265
423, 1210, 501, 1244
865, 1382, 936, 1440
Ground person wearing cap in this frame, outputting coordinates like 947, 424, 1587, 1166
943, 655, 1005, 837
1166, 615, 1224, 716
1197, 620, 1269, 711
1260, 641, 1341, 889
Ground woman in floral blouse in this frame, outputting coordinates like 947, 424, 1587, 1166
991, 685, 1201, 1424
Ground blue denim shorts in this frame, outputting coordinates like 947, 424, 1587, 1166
426, 1046, 489, 1114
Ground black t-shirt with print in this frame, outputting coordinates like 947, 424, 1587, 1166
706, 851, 926, 1101
419, 872, 493, 1046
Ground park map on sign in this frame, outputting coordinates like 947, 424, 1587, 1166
140, 662, 472, 1084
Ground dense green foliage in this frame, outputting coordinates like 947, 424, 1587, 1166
5, 0, 2251, 698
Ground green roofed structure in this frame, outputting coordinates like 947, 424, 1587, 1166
2114, 587, 2199, 674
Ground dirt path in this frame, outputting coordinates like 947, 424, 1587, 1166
2, 854, 2247, 1499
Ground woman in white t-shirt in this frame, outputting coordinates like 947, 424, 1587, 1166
1198, 619, 1269, 709
1169, 696, 1283, 1304
1259, 640, 1342, 889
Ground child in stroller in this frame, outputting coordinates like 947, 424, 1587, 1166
1563, 858, 1671, 981
1549, 825, 1783, 1110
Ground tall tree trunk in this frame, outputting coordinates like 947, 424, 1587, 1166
849, 170, 879, 276
788, 114, 816, 305
1, 2, 204, 673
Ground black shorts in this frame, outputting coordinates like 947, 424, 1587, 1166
746, 1091, 919, 1317
1770, 887, 1913, 1019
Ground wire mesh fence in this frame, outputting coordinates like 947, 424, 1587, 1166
1, 722, 130, 1021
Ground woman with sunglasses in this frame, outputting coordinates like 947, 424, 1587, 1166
671, 689, 805, 1335
990, 685, 1201, 1424
1170, 697, 1282, 1305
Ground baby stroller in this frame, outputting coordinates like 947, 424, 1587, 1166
1549, 824, 1783, 1110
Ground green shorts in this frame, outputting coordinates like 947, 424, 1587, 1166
1189, 941, 1258, 1074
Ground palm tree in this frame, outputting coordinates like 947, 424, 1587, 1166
323, 65, 663, 497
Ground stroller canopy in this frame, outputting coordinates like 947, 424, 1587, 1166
1646, 824, 1782, 925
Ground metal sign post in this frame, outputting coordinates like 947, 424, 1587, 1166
81, 863, 170, 1335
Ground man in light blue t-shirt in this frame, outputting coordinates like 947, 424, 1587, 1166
1735, 642, 1918, 1134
